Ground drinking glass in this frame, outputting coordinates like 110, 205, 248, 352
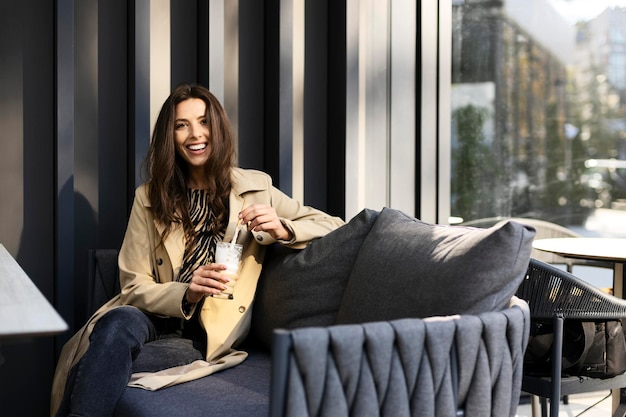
214, 241, 243, 299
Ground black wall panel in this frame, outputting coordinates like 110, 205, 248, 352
238, 0, 266, 172
1, 1, 56, 416
171, 0, 201, 89
326, 0, 347, 217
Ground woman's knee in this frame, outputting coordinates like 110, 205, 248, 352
91, 306, 156, 345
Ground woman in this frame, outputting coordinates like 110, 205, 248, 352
51, 83, 344, 417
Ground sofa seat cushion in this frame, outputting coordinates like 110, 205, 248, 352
251, 208, 380, 350
114, 348, 271, 417
131, 337, 205, 373
336, 208, 536, 324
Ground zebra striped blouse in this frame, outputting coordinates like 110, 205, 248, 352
177, 189, 226, 283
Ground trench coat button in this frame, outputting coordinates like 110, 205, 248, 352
256, 235, 263, 242
156, 258, 163, 265
238, 306, 246, 313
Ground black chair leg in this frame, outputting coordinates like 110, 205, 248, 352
548, 316, 564, 417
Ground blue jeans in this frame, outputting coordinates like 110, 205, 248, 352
56, 306, 204, 417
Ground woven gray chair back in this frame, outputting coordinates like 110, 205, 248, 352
272, 298, 530, 417
517, 258, 626, 320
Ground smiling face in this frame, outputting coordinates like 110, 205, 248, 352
174, 98, 211, 179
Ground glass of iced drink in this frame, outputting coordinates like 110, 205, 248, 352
214, 241, 243, 299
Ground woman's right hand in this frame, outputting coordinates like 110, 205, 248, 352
185, 264, 230, 303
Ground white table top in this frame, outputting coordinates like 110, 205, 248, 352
532, 237, 626, 263
0, 244, 68, 339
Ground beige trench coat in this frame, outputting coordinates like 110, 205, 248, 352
50, 168, 344, 416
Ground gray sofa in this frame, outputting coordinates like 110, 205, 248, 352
86, 207, 535, 417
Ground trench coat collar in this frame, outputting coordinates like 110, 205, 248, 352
146, 168, 268, 259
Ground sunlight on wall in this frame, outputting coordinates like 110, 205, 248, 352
150, 0, 171, 134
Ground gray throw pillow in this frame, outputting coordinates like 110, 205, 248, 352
335, 208, 536, 324
251, 208, 380, 350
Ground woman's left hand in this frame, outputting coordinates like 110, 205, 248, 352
239, 204, 293, 241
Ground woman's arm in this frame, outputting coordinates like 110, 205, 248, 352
232, 168, 344, 248
269, 185, 345, 246
117, 187, 189, 318
239, 183, 344, 249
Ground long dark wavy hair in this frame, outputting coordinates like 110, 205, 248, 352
143, 83, 236, 246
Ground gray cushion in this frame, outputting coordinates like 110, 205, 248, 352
335, 208, 535, 324
132, 338, 205, 373
251, 208, 380, 350
116, 348, 271, 417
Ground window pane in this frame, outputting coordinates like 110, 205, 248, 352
450, 0, 626, 237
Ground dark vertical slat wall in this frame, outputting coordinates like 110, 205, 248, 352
97, 0, 130, 252
414, 2, 423, 218
55, 0, 76, 349
238, 0, 267, 171
73, 0, 100, 334
132, 0, 151, 191
327, 1, 347, 217
0, 1, 57, 416
171, 0, 201, 89
304, 0, 329, 211
277, 0, 294, 196
0, 1, 371, 414
263, 0, 282, 186
197, 0, 210, 89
